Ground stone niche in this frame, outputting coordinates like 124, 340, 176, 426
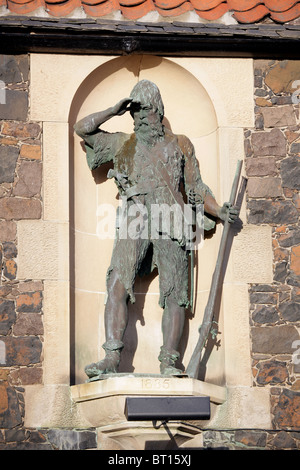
23, 54, 273, 447
70, 55, 222, 384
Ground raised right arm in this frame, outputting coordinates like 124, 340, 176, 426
74, 98, 132, 170
74, 98, 132, 146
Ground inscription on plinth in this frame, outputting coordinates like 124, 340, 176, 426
72, 375, 226, 403
141, 377, 172, 391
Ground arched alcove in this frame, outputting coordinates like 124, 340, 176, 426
69, 55, 223, 385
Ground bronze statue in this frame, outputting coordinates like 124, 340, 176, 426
74, 80, 237, 380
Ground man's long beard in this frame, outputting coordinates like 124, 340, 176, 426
134, 118, 164, 147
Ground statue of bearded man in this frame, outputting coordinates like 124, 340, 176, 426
74, 80, 237, 380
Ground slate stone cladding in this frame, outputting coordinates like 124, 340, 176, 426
0, 54, 48, 449
0, 54, 105, 450
246, 59, 300, 435
1, 16, 300, 40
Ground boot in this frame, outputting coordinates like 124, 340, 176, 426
85, 339, 124, 379
158, 346, 183, 376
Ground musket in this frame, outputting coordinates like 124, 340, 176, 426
186, 160, 244, 379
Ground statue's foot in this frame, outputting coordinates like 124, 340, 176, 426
85, 353, 120, 379
160, 364, 184, 376
159, 346, 184, 376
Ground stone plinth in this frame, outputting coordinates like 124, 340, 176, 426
71, 375, 226, 450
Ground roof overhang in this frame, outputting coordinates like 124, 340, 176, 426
0, 16, 299, 58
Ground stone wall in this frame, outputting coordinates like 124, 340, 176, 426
0, 54, 97, 450
245, 60, 300, 435
0, 54, 43, 448
0, 54, 299, 450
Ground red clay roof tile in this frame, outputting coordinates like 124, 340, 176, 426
7, 0, 42, 14
233, 4, 270, 23
227, 0, 260, 10
2, 0, 300, 23
119, 0, 146, 7
120, 0, 155, 19
154, 0, 185, 9
189, 0, 223, 9
7, 0, 35, 4
193, 2, 229, 20
264, 0, 298, 11
156, 1, 192, 15
270, 2, 300, 21
45, 0, 80, 16
82, 0, 118, 17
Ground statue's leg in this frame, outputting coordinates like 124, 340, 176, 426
159, 297, 185, 376
105, 269, 129, 343
154, 238, 188, 375
85, 270, 128, 379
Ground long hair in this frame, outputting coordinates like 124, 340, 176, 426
130, 80, 164, 120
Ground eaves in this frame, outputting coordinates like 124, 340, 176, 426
0, 16, 299, 58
